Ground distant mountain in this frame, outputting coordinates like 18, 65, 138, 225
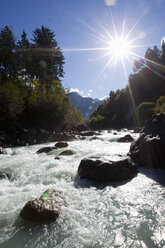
69, 92, 103, 119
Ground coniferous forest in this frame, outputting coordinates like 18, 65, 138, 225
0, 26, 83, 133
89, 44, 165, 129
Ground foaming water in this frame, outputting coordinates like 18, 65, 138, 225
0, 131, 165, 248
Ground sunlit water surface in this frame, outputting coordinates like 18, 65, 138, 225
0, 130, 165, 248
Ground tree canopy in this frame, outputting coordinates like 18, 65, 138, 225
0, 26, 83, 131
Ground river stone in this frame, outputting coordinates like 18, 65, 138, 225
20, 189, 65, 222
55, 142, 68, 149
59, 150, 74, 156
129, 113, 165, 169
36, 146, 55, 154
54, 132, 77, 142
77, 157, 137, 182
0, 172, 11, 180
117, 134, 134, 143
80, 131, 95, 137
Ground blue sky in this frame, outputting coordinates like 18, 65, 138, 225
0, 0, 165, 99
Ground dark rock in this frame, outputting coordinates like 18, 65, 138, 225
77, 157, 137, 182
129, 113, 165, 169
74, 124, 89, 132
0, 172, 11, 180
80, 131, 95, 136
36, 147, 55, 154
20, 189, 65, 222
59, 150, 75, 156
117, 134, 134, 143
133, 127, 141, 133
40, 129, 50, 134
54, 132, 77, 142
55, 156, 60, 160
113, 132, 117, 135
0, 147, 7, 154
55, 142, 68, 149
90, 137, 100, 141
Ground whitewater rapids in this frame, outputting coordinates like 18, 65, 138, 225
0, 130, 165, 248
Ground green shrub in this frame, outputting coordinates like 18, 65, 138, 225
136, 102, 155, 125
154, 95, 165, 114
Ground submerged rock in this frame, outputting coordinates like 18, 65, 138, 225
54, 142, 68, 149
59, 150, 75, 156
20, 189, 65, 222
36, 147, 55, 154
129, 113, 165, 169
0, 171, 11, 180
77, 157, 137, 183
117, 134, 134, 143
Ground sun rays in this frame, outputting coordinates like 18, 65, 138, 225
61, 8, 165, 85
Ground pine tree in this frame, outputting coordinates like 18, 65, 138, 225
31, 26, 64, 87
17, 30, 31, 80
0, 26, 17, 81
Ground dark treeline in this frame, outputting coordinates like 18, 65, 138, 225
0, 26, 83, 132
89, 43, 165, 129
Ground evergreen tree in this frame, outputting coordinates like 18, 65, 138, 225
31, 26, 64, 87
0, 26, 17, 81
17, 30, 31, 80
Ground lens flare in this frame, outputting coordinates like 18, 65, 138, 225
109, 37, 131, 59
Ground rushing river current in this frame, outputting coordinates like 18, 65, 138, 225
0, 130, 165, 248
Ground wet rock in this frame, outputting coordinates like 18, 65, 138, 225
129, 113, 165, 169
0, 172, 11, 180
59, 150, 75, 156
20, 189, 66, 222
80, 131, 95, 136
36, 147, 55, 154
77, 157, 137, 182
90, 137, 100, 141
55, 156, 60, 160
0, 147, 7, 154
113, 132, 117, 135
54, 132, 77, 142
54, 142, 68, 149
117, 134, 134, 143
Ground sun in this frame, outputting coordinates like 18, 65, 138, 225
108, 37, 132, 60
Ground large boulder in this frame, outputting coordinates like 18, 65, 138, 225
117, 134, 134, 143
36, 147, 55, 154
77, 157, 137, 182
59, 150, 75, 156
20, 189, 65, 222
54, 142, 68, 149
129, 113, 165, 169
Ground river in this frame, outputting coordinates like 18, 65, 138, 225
0, 130, 165, 248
